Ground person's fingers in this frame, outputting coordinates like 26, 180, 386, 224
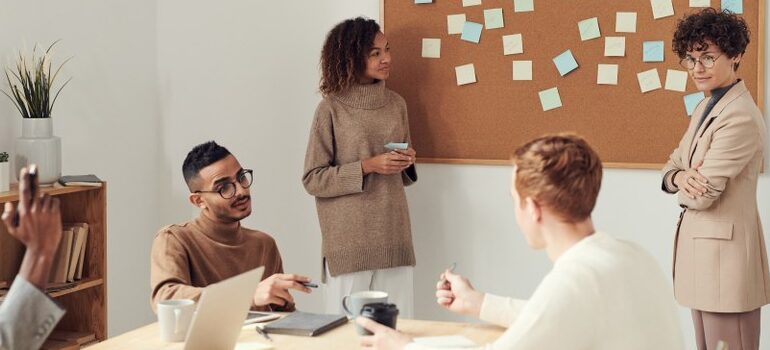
436, 290, 454, 300
39, 193, 51, 213
437, 297, 453, 306
18, 167, 30, 212
357, 316, 387, 333
2, 202, 16, 232
359, 336, 375, 347
51, 197, 60, 213
279, 274, 310, 282
282, 280, 312, 293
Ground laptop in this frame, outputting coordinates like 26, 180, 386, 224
183, 266, 264, 350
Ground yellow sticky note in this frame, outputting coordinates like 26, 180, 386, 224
447, 14, 466, 35
616, 12, 637, 33
597, 64, 619, 85
637, 69, 662, 93
455, 64, 477, 85
512, 61, 532, 80
604, 37, 626, 57
463, 0, 481, 6
503, 34, 523, 55
651, 0, 674, 19
665, 69, 689, 92
422, 38, 441, 58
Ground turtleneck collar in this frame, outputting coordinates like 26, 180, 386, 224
333, 80, 389, 110
193, 212, 244, 245
710, 79, 740, 101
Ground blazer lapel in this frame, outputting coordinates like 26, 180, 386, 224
686, 81, 749, 167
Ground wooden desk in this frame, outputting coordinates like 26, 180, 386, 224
89, 319, 503, 349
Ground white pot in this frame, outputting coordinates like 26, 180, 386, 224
15, 118, 61, 185
0, 162, 9, 192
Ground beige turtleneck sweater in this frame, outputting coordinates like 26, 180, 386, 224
302, 81, 417, 279
150, 214, 293, 312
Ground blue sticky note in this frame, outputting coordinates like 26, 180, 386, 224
722, 0, 743, 13
415, 0, 433, 3
552, 50, 579, 76
643, 41, 665, 62
684, 92, 706, 116
461, 21, 483, 43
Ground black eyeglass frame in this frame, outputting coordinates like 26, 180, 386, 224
193, 169, 253, 199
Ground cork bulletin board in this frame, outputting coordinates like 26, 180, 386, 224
381, 0, 764, 169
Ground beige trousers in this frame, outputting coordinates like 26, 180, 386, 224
691, 308, 761, 350
323, 261, 414, 319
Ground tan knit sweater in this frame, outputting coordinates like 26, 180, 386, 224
303, 81, 417, 278
150, 214, 293, 312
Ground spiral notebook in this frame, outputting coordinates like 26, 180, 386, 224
262, 312, 347, 337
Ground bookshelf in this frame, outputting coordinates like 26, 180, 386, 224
0, 184, 107, 342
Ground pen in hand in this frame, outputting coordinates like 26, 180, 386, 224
441, 262, 457, 287
255, 325, 273, 342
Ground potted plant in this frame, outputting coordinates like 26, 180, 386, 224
1, 41, 71, 185
0, 152, 9, 192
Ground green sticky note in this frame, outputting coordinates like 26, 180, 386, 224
539, 87, 562, 111
578, 17, 600, 41
514, 0, 534, 12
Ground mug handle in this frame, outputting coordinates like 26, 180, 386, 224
174, 308, 182, 335
342, 296, 353, 316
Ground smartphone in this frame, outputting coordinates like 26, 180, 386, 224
12, 166, 37, 227
384, 142, 408, 151
243, 311, 280, 325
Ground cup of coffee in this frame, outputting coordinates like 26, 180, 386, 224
359, 303, 399, 335
157, 299, 196, 342
342, 291, 388, 319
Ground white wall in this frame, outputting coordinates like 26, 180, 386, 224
0, 0, 161, 336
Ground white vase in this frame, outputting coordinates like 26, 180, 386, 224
15, 118, 62, 185
0, 162, 9, 192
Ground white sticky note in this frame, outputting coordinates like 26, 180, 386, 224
514, 0, 534, 12
651, 0, 675, 19
690, 0, 710, 7
463, 0, 481, 6
597, 64, 619, 85
512, 60, 533, 80
616, 12, 637, 33
455, 64, 477, 85
637, 69, 662, 93
415, 0, 433, 3
539, 87, 562, 111
578, 17, 601, 41
503, 34, 523, 55
447, 14, 467, 35
484, 8, 504, 29
604, 36, 626, 57
665, 69, 689, 92
422, 38, 441, 58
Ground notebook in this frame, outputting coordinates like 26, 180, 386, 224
262, 312, 347, 337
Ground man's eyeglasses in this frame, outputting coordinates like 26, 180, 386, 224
680, 53, 722, 70
194, 169, 253, 199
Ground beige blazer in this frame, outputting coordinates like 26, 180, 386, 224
662, 81, 769, 313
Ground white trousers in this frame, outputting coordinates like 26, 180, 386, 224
323, 262, 414, 319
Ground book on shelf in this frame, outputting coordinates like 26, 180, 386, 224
58, 175, 102, 187
49, 223, 89, 284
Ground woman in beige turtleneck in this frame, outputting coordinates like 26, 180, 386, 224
302, 17, 418, 317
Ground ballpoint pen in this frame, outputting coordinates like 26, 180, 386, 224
255, 325, 273, 342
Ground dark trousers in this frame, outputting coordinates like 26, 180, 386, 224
691, 308, 761, 350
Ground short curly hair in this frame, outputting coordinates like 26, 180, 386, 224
672, 8, 750, 70
512, 133, 603, 223
319, 17, 380, 96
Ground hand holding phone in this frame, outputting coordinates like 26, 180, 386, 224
12, 165, 38, 227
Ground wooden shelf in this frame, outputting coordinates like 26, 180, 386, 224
49, 278, 104, 298
0, 184, 101, 204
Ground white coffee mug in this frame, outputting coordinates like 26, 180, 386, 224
157, 299, 196, 342
342, 291, 388, 318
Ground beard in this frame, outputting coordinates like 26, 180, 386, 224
212, 195, 251, 223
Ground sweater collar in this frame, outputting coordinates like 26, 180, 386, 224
193, 212, 244, 245
333, 80, 389, 110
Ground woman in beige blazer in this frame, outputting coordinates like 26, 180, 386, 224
662, 8, 769, 350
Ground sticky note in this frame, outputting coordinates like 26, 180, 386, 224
722, 0, 743, 13
539, 87, 562, 111
422, 38, 441, 58
455, 64, 477, 85
597, 64, 619, 85
512, 60, 533, 80
690, 0, 710, 7
415, 0, 433, 3
643, 41, 665, 62
604, 37, 626, 57
553, 50, 579, 76
514, 0, 534, 12
461, 22, 483, 43
616, 12, 637, 33
684, 92, 706, 116
484, 8, 504, 29
637, 68, 662, 93
665, 69, 689, 92
578, 17, 601, 41
463, 0, 481, 6
651, 0, 674, 19
503, 34, 523, 55
447, 14, 467, 35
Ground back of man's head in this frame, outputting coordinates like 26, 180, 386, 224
182, 141, 231, 191
511, 133, 603, 223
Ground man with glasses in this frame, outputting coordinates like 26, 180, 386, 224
150, 141, 312, 312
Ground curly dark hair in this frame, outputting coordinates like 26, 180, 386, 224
672, 8, 750, 70
319, 17, 380, 96
183, 141, 231, 190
